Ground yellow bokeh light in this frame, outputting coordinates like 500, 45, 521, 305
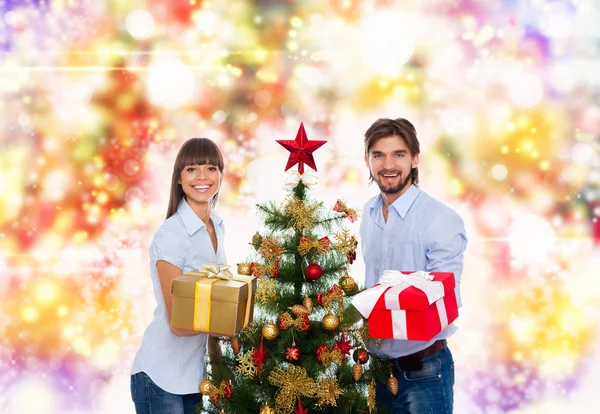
63, 326, 75, 339
508, 314, 536, 345
33, 279, 60, 305
256, 70, 278, 83
22, 306, 39, 323
448, 178, 464, 197
520, 139, 534, 152
230, 67, 243, 77
254, 48, 268, 62
73, 337, 92, 356
57, 305, 69, 317
96, 191, 109, 204
345, 170, 360, 183
290, 16, 303, 29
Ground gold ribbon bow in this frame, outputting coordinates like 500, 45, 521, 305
279, 312, 311, 331
319, 284, 344, 308
333, 199, 358, 223
252, 261, 277, 278
194, 263, 234, 280
298, 236, 331, 257
268, 366, 316, 413
318, 346, 343, 366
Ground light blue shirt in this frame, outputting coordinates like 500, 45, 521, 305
131, 198, 226, 394
359, 184, 467, 358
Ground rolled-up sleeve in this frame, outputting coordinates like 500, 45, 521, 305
424, 212, 467, 307
150, 229, 187, 270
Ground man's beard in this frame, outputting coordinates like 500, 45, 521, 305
374, 172, 412, 195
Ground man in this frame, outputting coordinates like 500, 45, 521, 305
360, 118, 467, 413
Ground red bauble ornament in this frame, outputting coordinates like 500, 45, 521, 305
353, 348, 370, 364
274, 259, 280, 278
285, 343, 301, 363
305, 263, 323, 281
316, 344, 329, 363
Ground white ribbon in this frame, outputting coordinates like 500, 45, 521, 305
352, 270, 444, 318
283, 170, 318, 189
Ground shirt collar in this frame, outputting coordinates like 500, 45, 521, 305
177, 198, 223, 236
369, 184, 421, 221
390, 184, 421, 219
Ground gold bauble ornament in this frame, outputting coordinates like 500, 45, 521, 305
262, 322, 279, 340
339, 274, 357, 294
230, 336, 241, 355
322, 311, 339, 331
199, 379, 214, 396
259, 404, 276, 414
237, 262, 253, 276
352, 363, 363, 381
387, 374, 399, 396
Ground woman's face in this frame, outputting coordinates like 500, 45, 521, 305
179, 163, 221, 208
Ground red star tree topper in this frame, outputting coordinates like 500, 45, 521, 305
277, 123, 327, 174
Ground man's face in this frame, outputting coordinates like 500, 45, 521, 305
365, 135, 419, 196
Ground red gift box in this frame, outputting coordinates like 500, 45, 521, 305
352, 271, 458, 341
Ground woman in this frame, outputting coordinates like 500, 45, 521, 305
131, 137, 225, 414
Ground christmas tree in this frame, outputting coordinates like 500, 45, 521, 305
202, 124, 388, 413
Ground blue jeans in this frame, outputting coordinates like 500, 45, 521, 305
376, 343, 455, 413
131, 372, 202, 414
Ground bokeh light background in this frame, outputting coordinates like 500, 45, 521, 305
1, 0, 600, 413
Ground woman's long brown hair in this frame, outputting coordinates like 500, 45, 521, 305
166, 137, 224, 219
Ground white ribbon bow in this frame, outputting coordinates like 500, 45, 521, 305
284, 170, 318, 189
352, 270, 444, 318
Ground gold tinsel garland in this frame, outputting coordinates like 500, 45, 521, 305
267, 366, 316, 414
283, 196, 320, 233
258, 237, 286, 261
256, 277, 280, 305
367, 379, 376, 413
315, 376, 344, 407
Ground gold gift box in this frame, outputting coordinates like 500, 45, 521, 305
171, 267, 257, 336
